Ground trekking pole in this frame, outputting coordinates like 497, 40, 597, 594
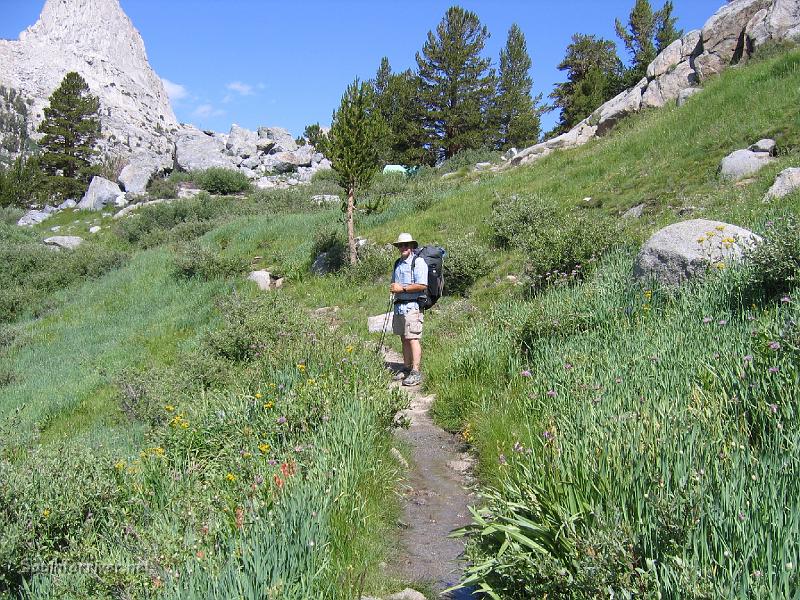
376, 292, 394, 354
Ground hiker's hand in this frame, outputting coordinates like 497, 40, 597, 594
390, 283, 404, 293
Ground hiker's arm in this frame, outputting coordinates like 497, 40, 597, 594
390, 282, 426, 293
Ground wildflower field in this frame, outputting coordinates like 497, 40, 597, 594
0, 47, 799, 598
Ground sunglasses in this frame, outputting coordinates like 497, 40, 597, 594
397, 243, 413, 249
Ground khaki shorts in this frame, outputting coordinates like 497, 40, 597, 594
393, 310, 424, 339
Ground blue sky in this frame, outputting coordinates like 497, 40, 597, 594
2, 1, 724, 137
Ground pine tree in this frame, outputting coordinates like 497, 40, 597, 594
416, 6, 494, 160
493, 24, 540, 150
615, 0, 683, 85
370, 58, 433, 166
37, 71, 101, 199
549, 34, 624, 135
328, 79, 386, 265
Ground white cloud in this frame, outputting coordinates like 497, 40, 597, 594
226, 81, 255, 96
192, 104, 225, 119
161, 78, 188, 102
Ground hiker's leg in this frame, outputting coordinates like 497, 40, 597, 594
409, 339, 421, 372
401, 337, 413, 369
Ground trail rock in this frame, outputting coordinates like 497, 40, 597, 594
719, 148, 776, 180
77, 176, 123, 210
633, 219, 762, 286
764, 167, 800, 200
247, 270, 284, 291
44, 235, 83, 249
368, 312, 394, 333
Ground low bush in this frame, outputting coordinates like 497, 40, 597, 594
491, 193, 618, 288
173, 242, 247, 281
346, 242, 394, 283
196, 167, 251, 195
740, 213, 800, 299
310, 224, 347, 273
114, 194, 223, 248
442, 235, 493, 296
146, 171, 195, 200
437, 147, 501, 175
0, 206, 23, 225
0, 154, 45, 208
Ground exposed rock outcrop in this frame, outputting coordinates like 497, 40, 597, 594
507, 0, 800, 169
77, 176, 124, 210
764, 166, 800, 200
43, 235, 84, 250
0, 0, 178, 163
633, 219, 762, 286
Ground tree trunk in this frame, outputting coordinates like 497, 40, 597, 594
347, 185, 357, 265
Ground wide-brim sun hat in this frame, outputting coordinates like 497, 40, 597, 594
392, 232, 418, 249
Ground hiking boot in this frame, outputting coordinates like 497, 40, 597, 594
402, 370, 422, 387
392, 368, 411, 381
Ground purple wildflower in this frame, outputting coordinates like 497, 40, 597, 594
513, 441, 525, 453
781, 296, 791, 304
498, 453, 507, 465
753, 570, 763, 578
542, 430, 554, 441
254, 475, 264, 485
294, 445, 304, 453
769, 366, 779, 374
277, 415, 287, 424
267, 459, 278, 466
520, 369, 532, 378
322, 414, 330, 422
769, 404, 779, 414
744, 355, 753, 363
703, 317, 712, 324
738, 512, 746, 522
546, 389, 557, 397
564, 363, 573, 370
769, 341, 781, 351
718, 319, 728, 326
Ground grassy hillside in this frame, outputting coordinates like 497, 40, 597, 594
1, 47, 799, 598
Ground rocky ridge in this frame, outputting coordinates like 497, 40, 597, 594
509, 0, 800, 168
1, 0, 330, 199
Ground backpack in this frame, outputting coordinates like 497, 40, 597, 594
411, 245, 446, 310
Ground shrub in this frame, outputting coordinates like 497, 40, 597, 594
196, 167, 251, 195
441, 236, 494, 296
0, 154, 45, 208
740, 213, 800, 299
309, 167, 339, 185
114, 194, 222, 248
310, 224, 347, 273
359, 172, 408, 215
0, 206, 23, 225
490, 193, 618, 288
173, 242, 247, 281
345, 242, 394, 283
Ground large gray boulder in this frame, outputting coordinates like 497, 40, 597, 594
694, 0, 772, 80
676, 87, 702, 107
719, 148, 776, 180
226, 124, 258, 159
264, 151, 307, 173
594, 78, 647, 136
44, 235, 84, 250
641, 61, 698, 108
175, 125, 237, 171
258, 126, 297, 153
746, 0, 800, 46
118, 153, 171, 194
77, 176, 123, 210
633, 219, 762, 286
764, 167, 800, 200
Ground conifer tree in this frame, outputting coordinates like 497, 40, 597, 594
328, 79, 385, 265
615, 0, 682, 85
549, 34, 623, 135
38, 71, 101, 199
415, 6, 494, 160
493, 24, 540, 150
370, 58, 432, 166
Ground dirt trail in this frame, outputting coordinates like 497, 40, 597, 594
383, 348, 476, 597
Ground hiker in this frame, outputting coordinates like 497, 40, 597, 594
390, 232, 428, 386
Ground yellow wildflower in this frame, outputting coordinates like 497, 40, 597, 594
259, 443, 271, 453
164, 404, 175, 412
152, 447, 165, 456
643, 290, 653, 300
307, 378, 316, 385
242, 452, 252, 459
180, 421, 189, 429
296, 363, 306, 372
715, 225, 726, 231
114, 460, 126, 471
263, 401, 274, 410
42, 509, 50, 518
255, 392, 262, 399
226, 473, 236, 482
346, 345, 354, 353
715, 262, 726, 270
697, 236, 705, 243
